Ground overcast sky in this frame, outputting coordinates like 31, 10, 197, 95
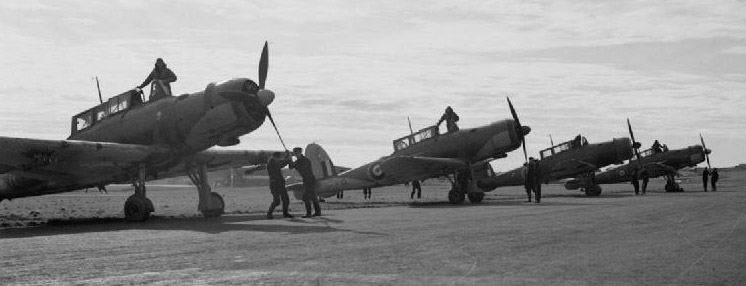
1, 0, 744, 171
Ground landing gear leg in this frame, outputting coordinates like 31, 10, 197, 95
187, 164, 225, 217
579, 172, 602, 196
446, 173, 465, 204
125, 163, 155, 222
664, 174, 683, 192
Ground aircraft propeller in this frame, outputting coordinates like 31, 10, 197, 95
699, 133, 712, 168
256, 41, 288, 151
507, 97, 529, 163
627, 118, 642, 161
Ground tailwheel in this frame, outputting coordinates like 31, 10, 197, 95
201, 192, 225, 217
448, 188, 465, 204
467, 192, 484, 203
584, 185, 602, 196
125, 194, 153, 222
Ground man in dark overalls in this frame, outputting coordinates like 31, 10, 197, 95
137, 58, 177, 101
640, 167, 650, 195
437, 106, 460, 133
290, 147, 321, 218
702, 167, 710, 192
710, 168, 719, 192
532, 158, 543, 203
524, 161, 534, 202
266, 151, 293, 219
410, 180, 422, 199
630, 167, 640, 195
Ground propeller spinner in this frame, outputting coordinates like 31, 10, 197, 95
627, 118, 642, 161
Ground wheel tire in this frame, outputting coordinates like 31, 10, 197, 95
125, 195, 152, 222
448, 189, 465, 204
467, 192, 484, 203
201, 192, 225, 217
584, 186, 602, 196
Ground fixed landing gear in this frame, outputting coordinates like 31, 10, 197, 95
125, 164, 154, 222
664, 174, 683, 192
187, 164, 225, 217
447, 169, 484, 204
582, 184, 602, 196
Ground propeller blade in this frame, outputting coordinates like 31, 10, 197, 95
258, 41, 269, 89
266, 108, 287, 150
627, 118, 641, 160
700, 133, 711, 168
507, 97, 528, 163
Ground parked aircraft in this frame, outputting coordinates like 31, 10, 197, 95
286, 98, 532, 204
0, 42, 282, 221
565, 120, 712, 192
477, 134, 634, 196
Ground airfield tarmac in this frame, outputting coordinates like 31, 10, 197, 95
1, 170, 745, 285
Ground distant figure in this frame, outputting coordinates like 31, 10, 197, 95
436, 106, 460, 133
652, 140, 662, 154
572, 135, 582, 148
137, 58, 177, 101
290, 147, 321, 218
702, 167, 710, 192
410, 180, 422, 199
630, 167, 640, 195
710, 168, 719, 192
640, 167, 650, 195
531, 158, 543, 203
523, 162, 533, 202
661, 144, 669, 152
336, 191, 344, 199
363, 188, 372, 199
266, 151, 293, 219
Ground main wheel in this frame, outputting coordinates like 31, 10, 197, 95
467, 192, 484, 203
125, 195, 153, 222
201, 192, 225, 217
584, 185, 602, 196
448, 189, 465, 204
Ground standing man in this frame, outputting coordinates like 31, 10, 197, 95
640, 167, 650, 195
436, 106, 460, 133
532, 158, 543, 203
523, 162, 533, 202
137, 58, 177, 101
266, 151, 293, 219
410, 180, 422, 199
702, 167, 710, 192
290, 147, 321, 218
630, 167, 640, 195
710, 168, 719, 192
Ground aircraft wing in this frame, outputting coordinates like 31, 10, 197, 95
0, 136, 168, 182
382, 156, 468, 181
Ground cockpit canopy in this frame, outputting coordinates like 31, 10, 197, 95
540, 135, 588, 159
70, 89, 144, 135
393, 125, 440, 152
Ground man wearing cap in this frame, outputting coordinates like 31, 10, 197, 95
436, 106, 460, 133
137, 58, 177, 101
290, 147, 321, 218
266, 151, 293, 219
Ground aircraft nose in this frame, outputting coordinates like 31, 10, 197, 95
521, 126, 531, 136
257, 89, 275, 107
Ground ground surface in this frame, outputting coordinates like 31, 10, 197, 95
1, 169, 744, 285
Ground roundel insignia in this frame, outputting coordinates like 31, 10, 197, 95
619, 169, 626, 177
368, 163, 385, 180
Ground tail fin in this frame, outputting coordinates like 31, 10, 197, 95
305, 143, 337, 180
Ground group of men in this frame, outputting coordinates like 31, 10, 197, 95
523, 157, 543, 203
265, 147, 321, 219
702, 167, 720, 192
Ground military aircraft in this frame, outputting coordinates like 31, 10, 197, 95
565, 120, 713, 193
477, 134, 634, 196
0, 42, 283, 221
285, 98, 532, 204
